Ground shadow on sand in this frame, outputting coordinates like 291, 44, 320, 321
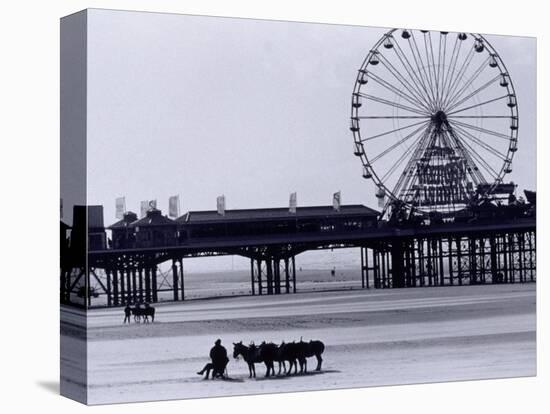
194, 370, 340, 383
202, 377, 246, 383
252, 369, 341, 381
36, 380, 59, 394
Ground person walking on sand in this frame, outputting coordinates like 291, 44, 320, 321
197, 339, 229, 379
123, 304, 132, 324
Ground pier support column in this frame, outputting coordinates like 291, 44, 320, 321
426, 239, 433, 286
518, 233, 526, 282
360, 247, 366, 288
527, 231, 535, 281
274, 259, 281, 294
179, 259, 185, 300
503, 234, 509, 283
120, 268, 126, 304
468, 237, 480, 285
113, 269, 119, 306
105, 269, 112, 307
131, 268, 137, 303
266, 259, 274, 295
381, 251, 388, 288
64, 269, 72, 304
372, 250, 379, 288
152, 266, 158, 303
448, 238, 454, 285
410, 241, 417, 287
292, 256, 296, 293
438, 238, 445, 286
257, 259, 263, 295
284, 258, 290, 293
250, 259, 255, 296
138, 268, 144, 302
126, 270, 132, 304
404, 244, 411, 287
172, 260, 179, 301
457, 237, 463, 285
489, 236, 501, 283
144, 267, 151, 303
391, 242, 405, 288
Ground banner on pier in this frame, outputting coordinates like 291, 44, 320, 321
217, 195, 226, 216
289, 192, 297, 214
115, 197, 126, 219
169, 195, 180, 218
140, 200, 149, 218
333, 191, 341, 212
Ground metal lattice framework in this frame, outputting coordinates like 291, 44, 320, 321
350, 29, 519, 217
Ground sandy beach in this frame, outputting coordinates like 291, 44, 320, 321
61, 282, 535, 405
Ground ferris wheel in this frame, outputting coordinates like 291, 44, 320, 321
350, 29, 518, 217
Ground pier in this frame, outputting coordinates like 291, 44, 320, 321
60, 202, 536, 308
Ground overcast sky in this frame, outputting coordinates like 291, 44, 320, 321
83, 9, 536, 225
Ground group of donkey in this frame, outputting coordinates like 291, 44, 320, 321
123, 304, 156, 323
232, 339, 325, 378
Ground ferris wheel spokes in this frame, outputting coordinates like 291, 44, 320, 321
440, 34, 464, 109
367, 70, 432, 112
444, 56, 492, 109
357, 93, 429, 116
386, 125, 434, 191
445, 74, 502, 113
450, 123, 509, 163
441, 45, 477, 109
424, 32, 440, 103
391, 35, 437, 110
377, 49, 434, 112
370, 121, 431, 164
409, 32, 439, 109
359, 119, 430, 143
446, 94, 509, 115
448, 119, 512, 141
446, 124, 501, 177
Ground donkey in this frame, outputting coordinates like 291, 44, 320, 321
274, 342, 288, 375
258, 341, 278, 377
131, 304, 155, 323
233, 341, 262, 378
296, 339, 325, 373
279, 341, 300, 375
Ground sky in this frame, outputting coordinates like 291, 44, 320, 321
82, 9, 536, 226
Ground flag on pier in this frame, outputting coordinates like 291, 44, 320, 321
333, 191, 341, 212
289, 192, 297, 214
140, 200, 149, 218
115, 196, 126, 219
217, 195, 226, 216
169, 195, 180, 218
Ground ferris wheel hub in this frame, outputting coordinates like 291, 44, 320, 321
431, 110, 448, 128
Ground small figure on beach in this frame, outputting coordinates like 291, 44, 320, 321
133, 303, 142, 322
197, 339, 229, 379
123, 304, 132, 324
